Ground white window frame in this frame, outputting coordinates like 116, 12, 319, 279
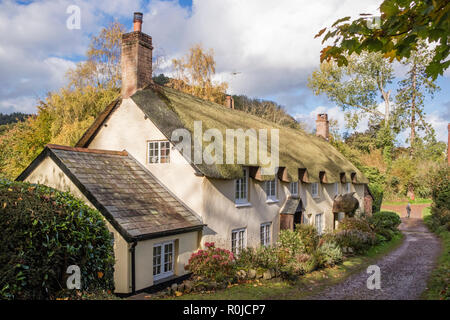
315, 213, 324, 235
265, 179, 277, 202
346, 182, 351, 193
153, 240, 174, 281
260, 222, 271, 246
311, 182, 319, 198
334, 182, 339, 196
289, 181, 299, 196
231, 228, 246, 255
148, 140, 170, 164
235, 168, 249, 205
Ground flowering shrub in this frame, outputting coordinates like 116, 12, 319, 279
185, 242, 236, 283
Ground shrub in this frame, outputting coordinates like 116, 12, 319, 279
0, 180, 115, 300
185, 242, 236, 283
431, 166, 450, 210
338, 217, 373, 233
368, 211, 401, 240
294, 224, 319, 254
278, 229, 306, 256
334, 229, 376, 254
316, 241, 343, 267
280, 254, 318, 279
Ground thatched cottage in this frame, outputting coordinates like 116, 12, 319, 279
17, 13, 371, 294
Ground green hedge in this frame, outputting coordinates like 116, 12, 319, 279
0, 180, 115, 299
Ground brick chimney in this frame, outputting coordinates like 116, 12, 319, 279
121, 12, 153, 98
316, 113, 329, 140
225, 95, 235, 109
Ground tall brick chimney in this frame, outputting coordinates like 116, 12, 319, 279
121, 12, 153, 98
316, 113, 329, 140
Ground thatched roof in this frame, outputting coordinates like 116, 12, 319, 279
130, 85, 368, 183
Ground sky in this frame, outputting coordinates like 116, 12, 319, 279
0, 0, 448, 144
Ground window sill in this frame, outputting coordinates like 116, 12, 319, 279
266, 199, 279, 204
235, 202, 252, 208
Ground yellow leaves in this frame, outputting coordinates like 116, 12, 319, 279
97, 271, 104, 279
3, 202, 6, 208
315, 27, 327, 39
174, 291, 183, 297
319, 46, 334, 63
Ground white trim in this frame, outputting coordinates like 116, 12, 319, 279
315, 213, 324, 235
289, 181, 299, 196
148, 140, 170, 164
235, 168, 249, 204
260, 222, 271, 246
334, 182, 339, 196
311, 182, 319, 198
265, 179, 277, 201
231, 228, 246, 254
153, 240, 175, 281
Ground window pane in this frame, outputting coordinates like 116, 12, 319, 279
149, 142, 159, 163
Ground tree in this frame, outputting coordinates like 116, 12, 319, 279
0, 23, 122, 179
168, 44, 228, 104
232, 95, 304, 130
308, 51, 394, 129
316, 0, 449, 79
67, 22, 125, 89
395, 41, 440, 155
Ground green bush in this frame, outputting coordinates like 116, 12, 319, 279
235, 246, 280, 272
278, 229, 306, 256
361, 166, 384, 213
338, 217, 373, 233
316, 241, 343, 267
333, 230, 376, 254
0, 180, 115, 300
368, 211, 401, 240
431, 166, 450, 210
294, 224, 319, 254
280, 253, 318, 279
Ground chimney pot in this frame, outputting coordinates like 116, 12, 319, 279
133, 12, 143, 32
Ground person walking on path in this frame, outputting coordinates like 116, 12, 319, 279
406, 202, 411, 218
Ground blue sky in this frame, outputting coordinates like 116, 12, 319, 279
0, 0, 448, 144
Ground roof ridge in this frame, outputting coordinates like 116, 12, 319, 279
46, 144, 128, 156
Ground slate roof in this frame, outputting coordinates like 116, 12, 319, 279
279, 196, 303, 215
16, 144, 204, 242
76, 84, 368, 184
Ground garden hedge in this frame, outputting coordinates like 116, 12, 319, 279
0, 180, 115, 299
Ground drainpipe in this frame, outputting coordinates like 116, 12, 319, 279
130, 241, 137, 294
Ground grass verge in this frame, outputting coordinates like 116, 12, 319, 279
382, 198, 432, 206
421, 207, 449, 300
159, 233, 404, 300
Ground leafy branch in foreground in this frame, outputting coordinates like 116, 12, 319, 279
316, 0, 449, 79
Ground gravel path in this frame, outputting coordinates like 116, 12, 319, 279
308, 204, 441, 300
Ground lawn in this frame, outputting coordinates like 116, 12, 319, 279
382, 198, 432, 206
421, 207, 450, 300
159, 233, 404, 300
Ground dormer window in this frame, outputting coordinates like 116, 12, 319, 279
289, 181, 299, 196
235, 168, 248, 204
311, 182, 319, 198
265, 179, 277, 202
148, 140, 170, 163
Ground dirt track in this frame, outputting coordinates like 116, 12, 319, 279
308, 204, 441, 300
